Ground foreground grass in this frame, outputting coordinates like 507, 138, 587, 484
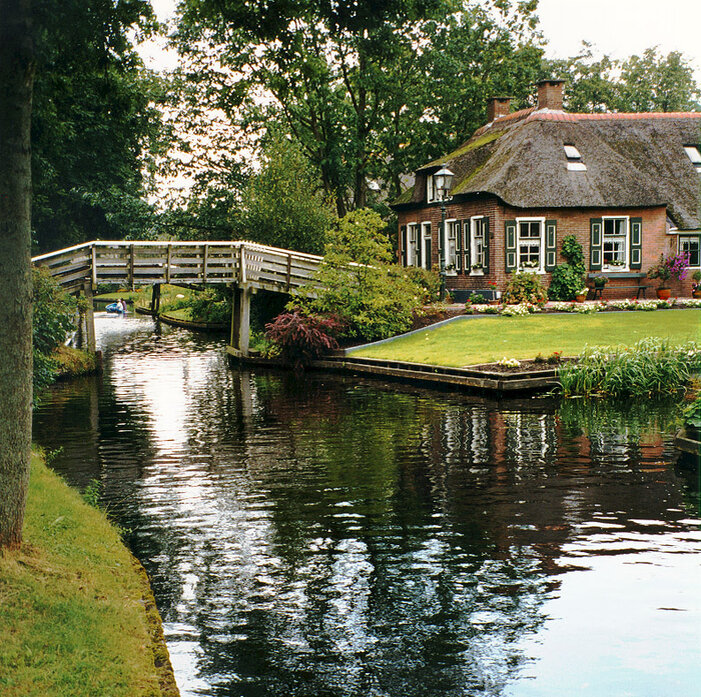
351, 309, 701, 367
0, 456, 170, 697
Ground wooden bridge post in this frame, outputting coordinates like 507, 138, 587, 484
150, 283, 161, 315
82, 281, 96, 354
229, 284, 252, 357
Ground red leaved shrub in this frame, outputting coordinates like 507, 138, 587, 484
264, 310, 344, 368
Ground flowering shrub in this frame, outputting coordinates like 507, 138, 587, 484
502, 271, 548, 305
500, 303, 542, 316
647, 252, 689, 287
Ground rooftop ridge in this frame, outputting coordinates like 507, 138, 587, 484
526, 110, 701, 123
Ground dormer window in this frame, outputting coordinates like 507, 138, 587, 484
426, 174, 437, 202
684, 145, 701, 172
564, 144, 587, 171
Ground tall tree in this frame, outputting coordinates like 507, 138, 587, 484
0, 0, 34, 550
31, 0, 165, 252
173, 0, 543, 213
543, 44, 700, 114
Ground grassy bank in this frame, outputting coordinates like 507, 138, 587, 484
0, 455, 178, 697
351, 309, 701, 367
53, 345, 100, 379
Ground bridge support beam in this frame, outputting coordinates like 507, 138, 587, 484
82, 282, 96, 354
150, 283, 161, 315
228, 284, 252, 358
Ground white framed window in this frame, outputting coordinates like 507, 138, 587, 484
684, 146, 701, 173
444, 219, 459, 274
426, 175, 437, 203
470, 216, 487, 274
421, 222, 432, 270
679, 234, 701, 267
407, 223, 420, 267
602, 216, 629, 270
516, 217, 545, 272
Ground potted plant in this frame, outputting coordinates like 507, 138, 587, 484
692, 270, 701, 298
471, 263, 484, 275
593, 275, 608, 289
647, 252, 689, 300
574, 286, 588, 302
487, 279, 500, 303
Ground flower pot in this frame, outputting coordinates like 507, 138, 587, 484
575, 294, 586, 303
692, 290, 701, 299
656, 288, 672, 300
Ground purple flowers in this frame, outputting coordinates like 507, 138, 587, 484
647, 252, 690, 285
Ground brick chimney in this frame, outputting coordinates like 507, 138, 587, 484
487, 96, 512, 122
536, 79, 565, 111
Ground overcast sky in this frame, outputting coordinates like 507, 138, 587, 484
140, 0, 701, 82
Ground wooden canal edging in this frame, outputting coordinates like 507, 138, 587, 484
33, 240, 323, 355
225, 349, 560, 394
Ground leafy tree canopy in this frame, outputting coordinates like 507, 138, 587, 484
172, 0, 544, 214
542, 44, 700, 113
31, 0, 167, 252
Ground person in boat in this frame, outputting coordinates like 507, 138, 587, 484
120, 298, 127, 313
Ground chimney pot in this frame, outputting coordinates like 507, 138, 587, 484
536, 79, 565, 111
487, 96, 512, 122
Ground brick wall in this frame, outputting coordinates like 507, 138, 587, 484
398, 199, 688, 299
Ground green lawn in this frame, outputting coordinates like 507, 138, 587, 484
351, 309, 701, 367
0, 455, 173, 696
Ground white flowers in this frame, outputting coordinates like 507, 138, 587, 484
497, 357, 521, 367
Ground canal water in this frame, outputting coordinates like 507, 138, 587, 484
33, 314, 700, 697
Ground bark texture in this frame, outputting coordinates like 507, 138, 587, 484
0, 0, 34, 549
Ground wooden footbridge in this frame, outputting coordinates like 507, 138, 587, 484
32, 240, 323, 356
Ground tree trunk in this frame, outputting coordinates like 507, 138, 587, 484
0, 0, 34, 550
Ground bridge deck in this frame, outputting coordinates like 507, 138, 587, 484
32, 240, 323, 294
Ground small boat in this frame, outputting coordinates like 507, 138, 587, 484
105, 302, 126, 314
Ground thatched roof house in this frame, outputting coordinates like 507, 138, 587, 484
392, 80, 701, 300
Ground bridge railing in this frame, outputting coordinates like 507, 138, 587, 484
32, 240, 323, 294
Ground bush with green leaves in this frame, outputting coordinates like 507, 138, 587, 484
548, 235, 586, 301
183, 287, 231, 325
32, 267, 79, 393
300, 209, 426, 341
502, 271, 548, 305
404, 266, 441, 304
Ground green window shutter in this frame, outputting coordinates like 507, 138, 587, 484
425, 238, 432, 270
462, 220, 470, 273
630, 217, 642, 269
590, 218, 603, 270
400, 225, 407, 266
455, 221, 462, 272
505, 220, 517, 272
438, 222, 443, 255
483, 217, 490, 273
415, 229, 422, 268
545, 220, 557, 271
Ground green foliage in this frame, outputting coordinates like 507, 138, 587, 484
503, 271, 547, 305
548, 235, 586, 301
303, 209, 426, 341
542, 44, 700, 113
468, 293, 487, 305
32, 268, 78, 394
31, 0, 165, 251
402, 266, 441, 304
234, 133, 337, 254
182, 287, 231, 325
174, 0, 543, 211
558, 339, 701, 398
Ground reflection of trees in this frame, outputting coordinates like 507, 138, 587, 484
32, 327, 696, 697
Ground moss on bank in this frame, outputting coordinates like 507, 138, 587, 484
0, 455, 178, 697
53, 345, 101, 380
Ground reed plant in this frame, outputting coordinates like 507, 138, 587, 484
559, 338, 701, 397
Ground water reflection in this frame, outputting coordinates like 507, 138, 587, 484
33, 315, 700, 697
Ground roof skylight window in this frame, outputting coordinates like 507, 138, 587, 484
564, 144, 587, 171
684, 145, 701, 172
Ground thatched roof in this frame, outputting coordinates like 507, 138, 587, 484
393, 110, 701, 230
